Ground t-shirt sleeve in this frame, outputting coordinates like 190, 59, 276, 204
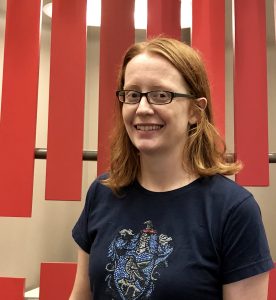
72, 181, 97, 253
221, 195, 274, 284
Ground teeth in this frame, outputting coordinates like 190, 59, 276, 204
136, 125, 162, 131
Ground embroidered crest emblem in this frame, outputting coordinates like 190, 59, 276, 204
105, 221, 173, 299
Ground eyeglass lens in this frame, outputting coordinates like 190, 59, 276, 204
123, 91, 171, 104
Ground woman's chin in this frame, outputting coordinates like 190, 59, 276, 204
136, 144, 164, 156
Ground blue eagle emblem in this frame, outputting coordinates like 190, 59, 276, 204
105, 221, 173, 299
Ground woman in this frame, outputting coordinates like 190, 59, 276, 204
69, 37, 274, 300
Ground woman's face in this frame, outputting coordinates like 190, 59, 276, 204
122, 52, 197, 159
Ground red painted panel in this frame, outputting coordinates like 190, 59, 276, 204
192, 0, 225, 136
147, 0, 181, 40
45, 0, 87, 200
97, 0, 135, 174
234, 0, 269, 185
268, 263, 276, 300
39, 262, 77, 300
0, 0, 41, 217
0, 277, 25, 300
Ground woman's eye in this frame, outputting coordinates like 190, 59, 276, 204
158, 92, 166, 98
127, 92, 138, 98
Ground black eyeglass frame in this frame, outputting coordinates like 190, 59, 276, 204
116, 90, 197, 105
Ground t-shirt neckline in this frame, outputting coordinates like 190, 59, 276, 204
132, 176, 204, 197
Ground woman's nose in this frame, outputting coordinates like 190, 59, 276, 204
136, 95, 154, 114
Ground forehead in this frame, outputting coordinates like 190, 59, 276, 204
126, 52, 176, 73
124, 53, 187, 89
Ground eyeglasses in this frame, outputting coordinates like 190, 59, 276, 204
116, 90, 196, 105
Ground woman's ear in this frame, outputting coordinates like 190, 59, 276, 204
196, 97, 207, 110
188, 97, 207, 125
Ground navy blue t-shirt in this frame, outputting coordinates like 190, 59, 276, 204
72, 174, 274, 300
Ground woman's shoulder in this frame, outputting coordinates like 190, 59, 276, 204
200, 176, 263, 240
199, 174, 254, 210
87, 173, 111, 194
203, 174, 252, 196
83, 173, 114, 206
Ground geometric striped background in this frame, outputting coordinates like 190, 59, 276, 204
0, 0, 275, 297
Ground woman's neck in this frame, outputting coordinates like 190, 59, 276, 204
138, 152, 198, 192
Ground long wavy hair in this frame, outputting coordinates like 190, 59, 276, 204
101, 37, 241, 193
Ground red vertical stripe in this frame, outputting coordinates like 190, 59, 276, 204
0, 0, 41, 217
39, 263, 77, 300
97, 0, 135, 174
192, 0, 225, 136
268, 263, 276, 300
147, 0, 181, 40
234, 0, 269, 185
45, 0, 87, 200
0, 277, 25, 299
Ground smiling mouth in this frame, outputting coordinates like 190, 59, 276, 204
135, 125, 164, 131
